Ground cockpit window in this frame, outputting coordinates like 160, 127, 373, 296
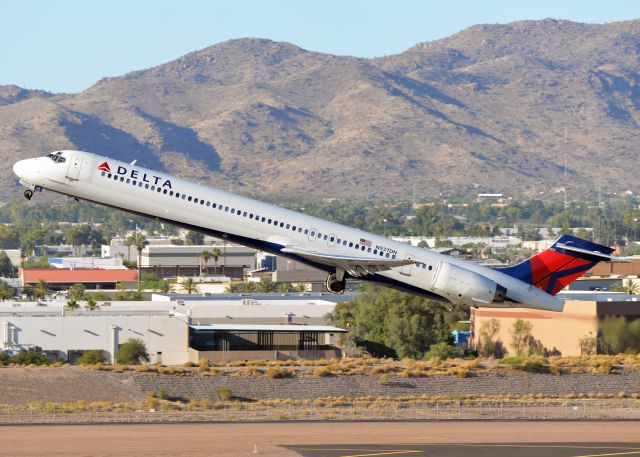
47, 152, 66, 163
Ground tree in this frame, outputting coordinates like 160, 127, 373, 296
243, 281, 257, 293
256, 278, 277, 293
510, 319, 534, 356
76, 350, 104, 365
279, 282, 294, 293
66, 299, 80, 311
0, 251, 14, 277
224, 283, 240, 293
33, 279, 49, 299
199, 249, 211, 275
210, 247, 222, 273
126, 231, 149, 288
478, 318, 503, 357
65, 224, 103, 255
329, 284, 455, 359
157, 279, 175, 294
616, 279, 640, 295
180, 277, 200, 294
185, 230, 204, 246
115, 338, 149, 365
68, 283, 86, 301
84, 295, 100, 311
0, 280, 14, 301
293, 282, 310, 293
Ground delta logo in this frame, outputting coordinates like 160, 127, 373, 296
98, 161, 173, 189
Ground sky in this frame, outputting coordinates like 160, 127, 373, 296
1, 0, 640, 94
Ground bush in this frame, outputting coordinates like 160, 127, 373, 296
217, 387, 232, 401
76, 350, 105, 365
157, 388, 169, 400
0, 351, 10, 366
312, 366, 333, 377
10, 351, 49, 365
115, 338, 149, 365
265, 367, 293, 379
424, 342, 459, 360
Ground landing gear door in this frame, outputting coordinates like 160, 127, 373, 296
400, 253, 415, 276
66, 154, 83, 181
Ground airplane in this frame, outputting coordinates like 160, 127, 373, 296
13, 150, 617, 312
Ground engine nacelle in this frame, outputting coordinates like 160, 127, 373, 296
431, 261, 507, 307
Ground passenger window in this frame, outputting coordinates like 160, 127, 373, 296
386, 253, 390, 258
428, 265, 433, 270
126, 178, 130, 184
113, 175, 118, 180
298, 228, 303, 233
323, 235, 328, 240
286, 224, 290, 229
151, 185, 156, 190
361, 246, 366, 251
268, 219, 272, 224
133, 181, 137, 186
311, 231, 315, 237
163, 189, 167, 194
200, 199, 204, 204
139, 182, 143, 187
330, 237, 335, 242
373, 249, 377, 254
225, 207, 229, 212
343, 240, 347, 246
231, 208, 235, 214
279, 222, 284, 227
107, 173, 112, 178
249, 214, 253, 219
212, 203, 217, 208
367, 247, 372, 253
261, 217, 266, 222
188, 196, 192, 201
379, 252, 384, 256
120, 177, 125, 182
182, 194, 186, 199
145, 184, 150, 189
157, 187, 162, 192
243, 212, 247, 217
206, 201, 210, 207
317, 233, 322, 238
349, 242, 353, 247
170, 191, 174, 196
304, 229, 309, 235
355, 244, 359, 249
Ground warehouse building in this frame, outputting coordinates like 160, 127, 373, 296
0, 293, 351, 364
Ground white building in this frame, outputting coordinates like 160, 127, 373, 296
0, 293, 352, 364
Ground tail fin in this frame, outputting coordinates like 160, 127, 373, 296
496, 235, 615, 296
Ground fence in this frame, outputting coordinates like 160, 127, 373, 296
1, 399, 640, 425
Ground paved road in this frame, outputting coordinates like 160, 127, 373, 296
286, 443, 640, 457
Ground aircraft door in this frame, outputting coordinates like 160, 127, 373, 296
66, 154, 83, 180
328, 233, 336, 247
400, 253, 415, 276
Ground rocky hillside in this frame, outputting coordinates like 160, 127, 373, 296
2, 19, 640, 203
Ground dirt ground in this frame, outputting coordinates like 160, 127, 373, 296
1, 421, 639, 457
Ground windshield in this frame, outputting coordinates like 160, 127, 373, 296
46, 152, 66, 163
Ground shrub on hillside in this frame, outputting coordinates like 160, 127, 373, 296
265, 367, 294, 379
217, 387, 232, 401
76, 350, 105, 365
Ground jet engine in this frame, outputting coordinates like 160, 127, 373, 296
430, 261, 507, 307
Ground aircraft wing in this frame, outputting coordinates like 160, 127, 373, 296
280, 245, 413, 277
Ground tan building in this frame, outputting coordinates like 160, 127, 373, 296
471, 293, 640, 356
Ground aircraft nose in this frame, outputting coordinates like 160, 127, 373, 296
13, 159, 30, 178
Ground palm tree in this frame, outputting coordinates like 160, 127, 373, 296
224, 282, 240, 293
158, 279, 175, 294
68, 283, 86, 301
181, 277, 200, 294
279, 282, 294, 293
0, 280, 14, 301
34, 279, 49, 299
256, 278, 277, 293
199, 250, 211, 276
622, 279, 640, 294
66, 299, 80, 311
210, 247, 222, 273
84, 295, 100, 311
243, 281, 257, 293
293, 282, 310, 293
126, 231, 149, 288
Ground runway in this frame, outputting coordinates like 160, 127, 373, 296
1, 421, 639, 456
286, 443, 640, 457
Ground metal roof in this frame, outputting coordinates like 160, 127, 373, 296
189, 324, 347, 332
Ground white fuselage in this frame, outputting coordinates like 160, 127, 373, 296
13, 150, 564, 311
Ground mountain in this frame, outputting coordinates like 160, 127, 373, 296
1, 19, 640, 203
